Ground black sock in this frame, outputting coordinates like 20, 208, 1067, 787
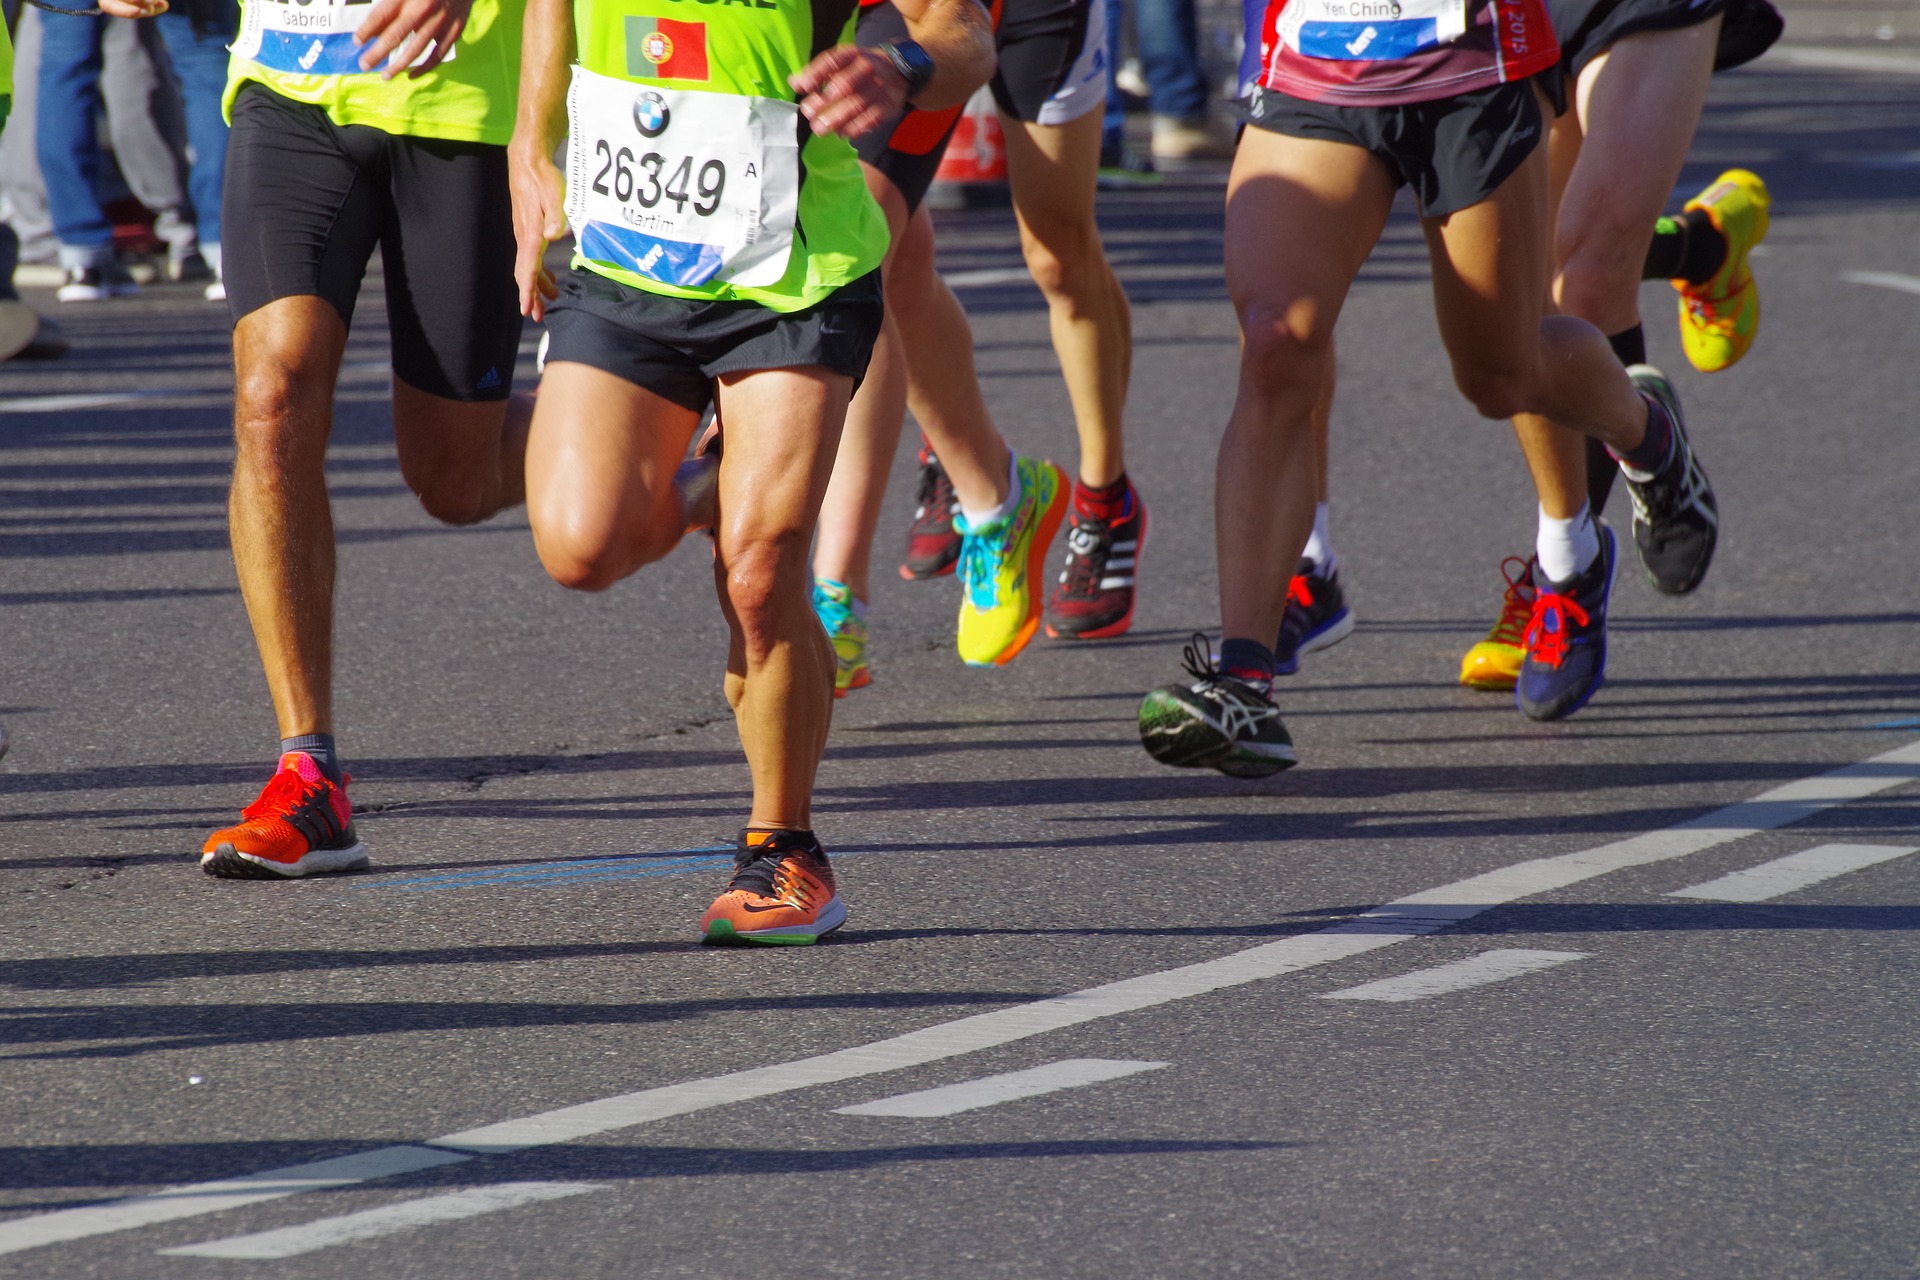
1584, 435, 1618, 516
1608, 399, 1674, 475
1218, 638, 1276, 692
281, 733, 343, 784
1606, 324, 1646, 368
1643, 208, 1726, 284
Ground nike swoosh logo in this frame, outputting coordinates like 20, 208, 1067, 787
741, 901, 796, 913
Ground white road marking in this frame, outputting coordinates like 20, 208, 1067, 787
1841, 270, 1920, 297
3, 740, 1917, 1259
1317, 949, 1588, 1003
0, 1146, 472, 1257
1666, 843, 1919, 903
943, 267, 1033, 287
1770, 46, 1920, 76
0, 362, 391, 415
834, 1059, 1168, 1117
158, 1182, 606, 1260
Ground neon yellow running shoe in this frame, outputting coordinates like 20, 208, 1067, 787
955, 456, 1068, 667
811, 578, 870, 698
1674, 169, 1770, 374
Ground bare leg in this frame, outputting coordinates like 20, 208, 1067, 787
1001, 107, 1131, 487
1218, 129, 1393, 645
392, 377, 533, 526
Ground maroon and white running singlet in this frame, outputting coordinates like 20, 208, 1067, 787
1251, 0, 1558, 106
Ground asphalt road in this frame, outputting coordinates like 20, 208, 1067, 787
3, 19, 1919, 1279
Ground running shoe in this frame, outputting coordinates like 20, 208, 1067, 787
1674, 169, 1770, 373
1139, 634, 1297, 777
1045, 481, 1147, 639
1273, 559, 1354, 676
955, 456, 1068, 667
200, 752, 368, 878
901, 444, 961, 580
1097, 139, 1161, 189
1623, 365, 1718, 596
812, 578, 871, 698
701, 828, 846, 945
1516, 523, 1616, 722
56, 262, 139, 303
1459, 556, 1537, 691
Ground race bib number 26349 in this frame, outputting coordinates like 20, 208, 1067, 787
566, 66, 800, 290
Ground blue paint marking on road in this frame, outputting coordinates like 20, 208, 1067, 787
1872, 717, 1920, 729
350, 848, 735, 892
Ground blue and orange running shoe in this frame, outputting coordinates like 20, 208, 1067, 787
1516, 523, 1616, 722
701, 828, 846, 945
201, 752, 367, 878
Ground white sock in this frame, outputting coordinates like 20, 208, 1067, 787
959, 454, 1022, 528
1302, 501, 1337, 575
1536, 503, 1599, 585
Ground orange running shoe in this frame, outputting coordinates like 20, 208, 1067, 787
201, 752, 368, 879
701, 828, 846, 945
1458, 557, 1537, 691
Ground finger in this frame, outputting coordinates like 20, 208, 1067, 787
405, 15, 464, 77
356, 0, 428, 72
352, 0, 403, 44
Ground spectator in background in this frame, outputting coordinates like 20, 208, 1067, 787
1100, 0, 1231, 175
35, 0, 235, 301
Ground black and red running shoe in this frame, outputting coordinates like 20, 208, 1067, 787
1045, 480, 1147, 639
900, 443, 961, 580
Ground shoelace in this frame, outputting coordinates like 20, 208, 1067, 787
1286, 575, 1314, 609
727, 831, 820, 903
1177, 633, 1277, 740
240, 768, 326, 822
813, 587, 852, 637
1521, 590, 1589, 670
1684, 292, 1741, 333
957, 519, 1010, 610
1487, 557, 1537, 647
911, 459, 955, 528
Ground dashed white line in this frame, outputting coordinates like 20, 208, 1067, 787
158, 1182, 606, 1260
1769, 46, 1920, 76
0, 362, 391, 415
2, 739, 1916, 1259
834, 1059, 1169, 1117
1666, 843, 1919, 903
1317, 949, 1589, 1003
1841, 270, 1920, 297
942, 267, 1033, 287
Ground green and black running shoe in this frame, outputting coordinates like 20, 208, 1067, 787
1139, 634, 1297, 778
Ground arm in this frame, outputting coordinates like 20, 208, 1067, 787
96, 0, 170, 17
789, 0, 994, 140
506, 0, 575, 321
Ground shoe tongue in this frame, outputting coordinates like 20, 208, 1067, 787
738, 828, 813, 855
278, 752, 325, 783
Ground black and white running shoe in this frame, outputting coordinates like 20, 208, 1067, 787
1139, 634, 1297, 778
1622, 365, 1719, 595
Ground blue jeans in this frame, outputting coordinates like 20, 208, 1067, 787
154, 5, 237, 254
36, 6, 235, 266
1102, 0, 1210, 146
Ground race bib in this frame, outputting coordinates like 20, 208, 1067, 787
1277, 0, 1468, 60
566, 66, 799, 290
235, 0, 456, 77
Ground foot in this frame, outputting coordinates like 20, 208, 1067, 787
1097, 137, 1161, 189
1623, 366, 1719, 596
1459, 556, 1537, 691
1675, 169, 1770, 373
56, 262, 139, 303
701, 829, 847, 945
1045, 480, 1147, 640
955, 455, 1068, 667
900, 444, 961, 580
1516, 524, 1616, 722
1273, 559, 1353, 675
1139, 634, 1297, 777
200, 752, 368, 878
812, 578, 871, 698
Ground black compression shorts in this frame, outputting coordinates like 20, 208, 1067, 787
222, 82, 524, 402
1239, 77, 1556, 220
540, 268, 885, 414
853, 0, 1106, 214
1549, 0, 1784, 83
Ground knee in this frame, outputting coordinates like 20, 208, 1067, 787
1452, 361, 1540, 421
231, 359, 329, 465
1237, 299, 1331, 389
533, 524, 626, 593
720, 533, 809, 658
1019, 220, 1100, 301
1554, 224, 1646, 324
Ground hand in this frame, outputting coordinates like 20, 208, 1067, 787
352, 0, 474, 79
97, 0, 168, 16
509, 146, 568, 322
789, 46, 909, 139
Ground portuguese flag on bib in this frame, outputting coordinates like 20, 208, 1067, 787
625, 16, 709, 81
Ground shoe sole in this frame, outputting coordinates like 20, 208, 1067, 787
1274, 604, 1354, 676
702, 897, 848, 945
961, 466, 1070, 667
1045, 502, 1149, 641
1515, 526, 1616, 723
200, 841, 370, 879
833, 669, 872, 699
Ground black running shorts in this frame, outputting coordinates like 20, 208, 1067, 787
539, 268, 885, 414
1239, 77, 1555, 219
853, 0, 1105, 214
222, 83, 523, 402
1550, 0, 1782, 82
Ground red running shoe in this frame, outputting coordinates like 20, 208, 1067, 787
1045, 480, 1147, 639
200, 752, 368, 879
900, 443, 961, 580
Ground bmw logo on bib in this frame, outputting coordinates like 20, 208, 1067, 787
633, 91, 671, 138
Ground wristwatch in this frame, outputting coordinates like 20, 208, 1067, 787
875, 39, 936, 104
